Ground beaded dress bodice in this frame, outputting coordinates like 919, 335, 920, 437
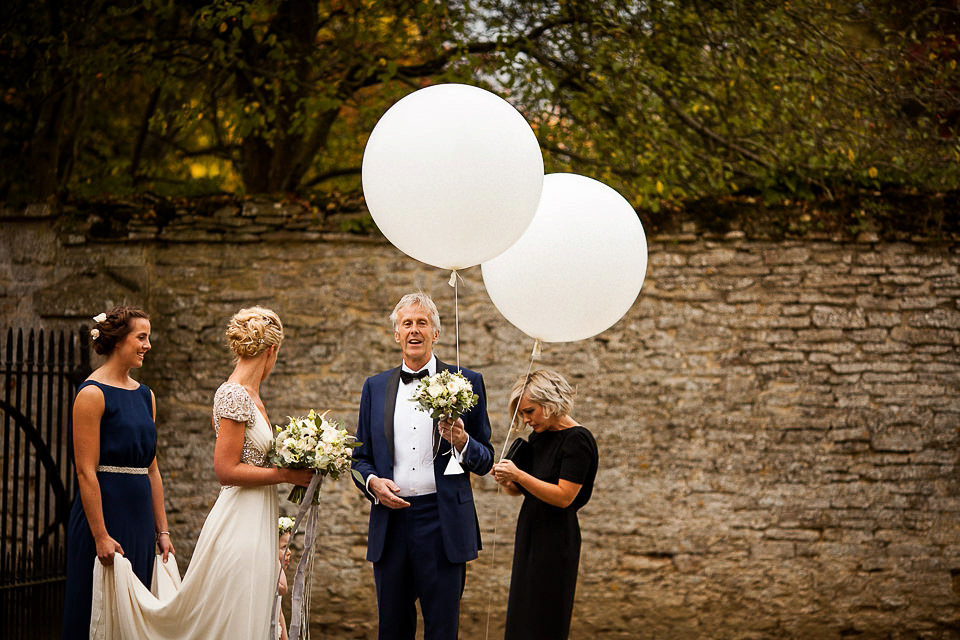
213, 382, 272, 467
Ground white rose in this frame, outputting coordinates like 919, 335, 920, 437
427, 383, 443, 398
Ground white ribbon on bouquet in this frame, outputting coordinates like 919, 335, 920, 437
271, 473, 323, 640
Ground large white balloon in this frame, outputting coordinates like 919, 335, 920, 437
481, 173, 648, 342
362, 84, 544, 270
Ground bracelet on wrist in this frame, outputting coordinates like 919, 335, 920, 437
156, 531, 170, 542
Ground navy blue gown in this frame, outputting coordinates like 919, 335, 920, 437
503, 425, 599, 640
62, 381, 157, 639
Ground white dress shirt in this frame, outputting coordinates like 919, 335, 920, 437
393, 357, 438, 497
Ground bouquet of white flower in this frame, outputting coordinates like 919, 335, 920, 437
410, 370, 479, 422
268, 410, 361, 504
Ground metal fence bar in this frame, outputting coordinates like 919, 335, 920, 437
2, 328, 12, 568
13, 330, 25, 578
1, 327, 88, 640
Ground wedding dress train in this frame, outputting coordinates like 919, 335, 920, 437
90, 383, 279, 640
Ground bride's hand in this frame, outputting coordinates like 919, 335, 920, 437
282, 468, 317, 486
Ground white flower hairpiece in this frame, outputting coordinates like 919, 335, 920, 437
278, 516, 295, 535
91, 312, 107, 341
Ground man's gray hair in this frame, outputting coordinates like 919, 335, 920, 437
390, 292, 442, 334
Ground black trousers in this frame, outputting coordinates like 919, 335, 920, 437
373, 494, 466, 640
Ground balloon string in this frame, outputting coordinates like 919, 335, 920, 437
448, 270, 462, 372
485, 338, 542, 640
497, 339, 540, 462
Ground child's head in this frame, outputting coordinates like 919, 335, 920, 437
279, 533, 291, 564
278, 517, 295, 566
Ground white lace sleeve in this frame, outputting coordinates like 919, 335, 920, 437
213, 382, 255, 435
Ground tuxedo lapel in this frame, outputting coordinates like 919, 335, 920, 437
384, 368, 401, 463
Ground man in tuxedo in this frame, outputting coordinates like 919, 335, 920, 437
352, 292, 494, 640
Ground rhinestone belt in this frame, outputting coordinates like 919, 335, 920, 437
96, 465, 148, 474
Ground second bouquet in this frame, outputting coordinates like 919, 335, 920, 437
410, 369, 479, 422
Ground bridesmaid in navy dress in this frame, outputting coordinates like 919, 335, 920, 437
62, 306, 175, 639
492, 369, 599, 640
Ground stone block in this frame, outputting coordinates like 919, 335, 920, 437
812, 306, 867, 329
909, 309, 960, 329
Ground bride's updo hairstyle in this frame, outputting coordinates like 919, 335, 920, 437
507, 369, 576, 429
226, 307, 283, 359
91, 305, 149, 356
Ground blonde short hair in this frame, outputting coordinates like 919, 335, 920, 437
389, 292, 442, 335
225, 306, 284, 358
508, 369, 575, 428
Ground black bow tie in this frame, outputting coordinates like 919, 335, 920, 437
400, 369, 429, 384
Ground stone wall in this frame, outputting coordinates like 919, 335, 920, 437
2, 202, 959, 638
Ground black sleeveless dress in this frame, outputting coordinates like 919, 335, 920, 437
62, 381, 157, 639
504, 425, 599, 640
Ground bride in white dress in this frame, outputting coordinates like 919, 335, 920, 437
91, 307, 315, 639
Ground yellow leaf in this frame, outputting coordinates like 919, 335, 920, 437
854, 109, 861, 119
656, 180, 664, 194
951, 60, 957, 70
847, 149, 855, 162
868, 167, 878, 178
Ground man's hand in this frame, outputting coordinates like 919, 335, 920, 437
438, 417, 467, 452
369, 476, 411, 509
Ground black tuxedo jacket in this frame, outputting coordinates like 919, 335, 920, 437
352, 359, 494, 563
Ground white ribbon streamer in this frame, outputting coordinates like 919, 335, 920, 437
271, 473, 323, 640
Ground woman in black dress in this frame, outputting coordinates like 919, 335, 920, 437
492, 369, 599, 640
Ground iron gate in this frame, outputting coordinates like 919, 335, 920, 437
1, 328, 90, 640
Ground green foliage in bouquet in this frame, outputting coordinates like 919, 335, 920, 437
410, 370, 479, 422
